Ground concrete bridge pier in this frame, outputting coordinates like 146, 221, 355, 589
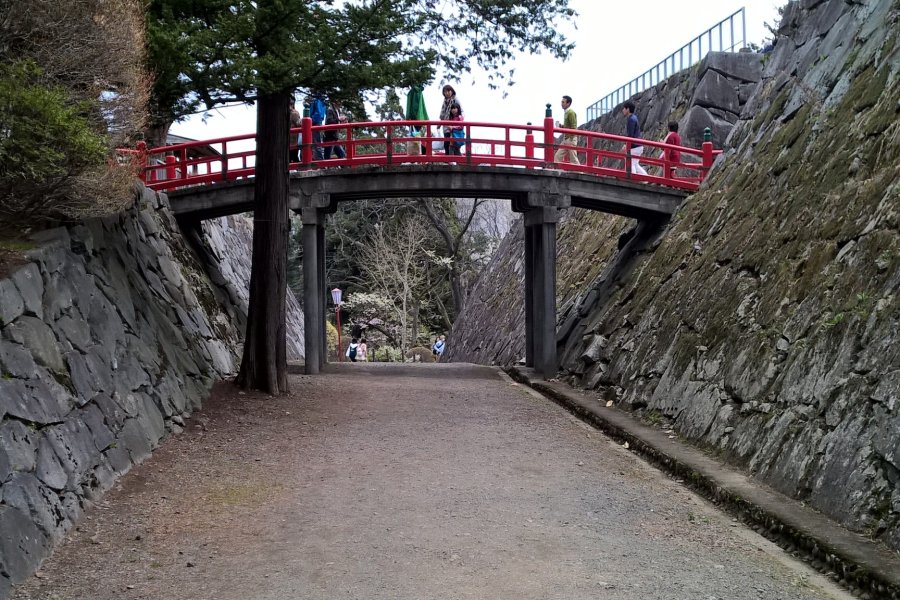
317, 214, 327, 371
301, 207, 327, 374
523, 205, 559, 379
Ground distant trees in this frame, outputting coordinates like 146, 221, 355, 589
357, 213, 432, 352
289, 196, 504, 356
0, 0, 148, 231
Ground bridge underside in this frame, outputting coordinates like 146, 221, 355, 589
167, 165, 688, 222
166, 165, 688, 379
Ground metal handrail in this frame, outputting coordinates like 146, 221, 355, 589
586, 8, 746, 122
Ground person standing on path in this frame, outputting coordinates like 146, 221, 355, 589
432, 335, 446, 360
439, 85, 462, 155
357, 338, 368, 362
346, 337, 360, 362
622, 100, 647, 176
554, 95, 580, 165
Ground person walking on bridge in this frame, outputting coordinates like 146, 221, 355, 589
554, 95, 580, 165
308, 92, 327, 161
323, 100, 347, 160
288, 99, 302, 164
439, 85, 462, 155
660, 121, 682, 177
622, 100, 648, 176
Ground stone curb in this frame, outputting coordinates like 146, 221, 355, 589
507, 366, 900, 600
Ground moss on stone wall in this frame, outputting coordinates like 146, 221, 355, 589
551, 0, 900, 550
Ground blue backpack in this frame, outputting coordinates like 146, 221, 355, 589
310, 97, 327, 124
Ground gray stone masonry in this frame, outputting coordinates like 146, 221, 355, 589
0, 185, 305, 596
447, 52, 762, 369
448, 0, 900, 555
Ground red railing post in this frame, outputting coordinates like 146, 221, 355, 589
525, 122, 534, 163
346, 124, 355, 160
543, 104, 555, 164
424, 125, 432, 156
504, 126, 511, 160
663, 149, 672, 182
386, 124, 393, 165
135, 141, 148, 182
301, 116, 313, 166
701, 127, 714, 178
625, 141, 632, 177
179, 148, 188, 179
221, 141, 229, 181
165, 155, 176, 181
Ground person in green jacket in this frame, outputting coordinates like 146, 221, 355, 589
554, 95, 580, 165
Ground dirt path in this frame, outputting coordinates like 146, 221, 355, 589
13, 363, 850, 599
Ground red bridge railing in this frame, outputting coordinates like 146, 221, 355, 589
124, 117, 720, 193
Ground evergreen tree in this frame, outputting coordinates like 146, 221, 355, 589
146, 0, 576, 393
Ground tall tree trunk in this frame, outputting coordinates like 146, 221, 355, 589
236, 90, 290, 393
145, 121, 172, 149
448, 268, 465, 319
420, 199, 481, 319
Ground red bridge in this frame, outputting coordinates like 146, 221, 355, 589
126, 115, 719, 194
122, 114, 720, 379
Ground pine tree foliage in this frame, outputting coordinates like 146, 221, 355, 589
147, 0, 575, 130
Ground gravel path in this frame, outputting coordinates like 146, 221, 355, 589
13, 363, 851, 600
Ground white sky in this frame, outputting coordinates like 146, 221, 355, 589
171, 1, 782, 141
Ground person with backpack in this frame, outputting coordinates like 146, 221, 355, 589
308, 93, 327, 161
432, 335, 446, 359
346, 337, 360, 362
323, 100, 347, 160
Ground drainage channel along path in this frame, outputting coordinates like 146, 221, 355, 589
14, 363, 851, 600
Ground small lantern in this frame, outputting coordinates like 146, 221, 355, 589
331, 288, 342, 305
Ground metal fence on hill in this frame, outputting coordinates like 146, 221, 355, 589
585, 8, 747, 122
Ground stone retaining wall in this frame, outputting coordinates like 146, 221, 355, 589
0, 185, 304, 596
448, 0, 900, 553
446, 51, 763, 367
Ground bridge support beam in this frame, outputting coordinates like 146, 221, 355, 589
524, 225, 535, 368
318, 222, 327, 370
302, 208, 326, 374
524, 206, 558, 379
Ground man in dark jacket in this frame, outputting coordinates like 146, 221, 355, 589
323, 100, 347, 160
622, 100, 647, 176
